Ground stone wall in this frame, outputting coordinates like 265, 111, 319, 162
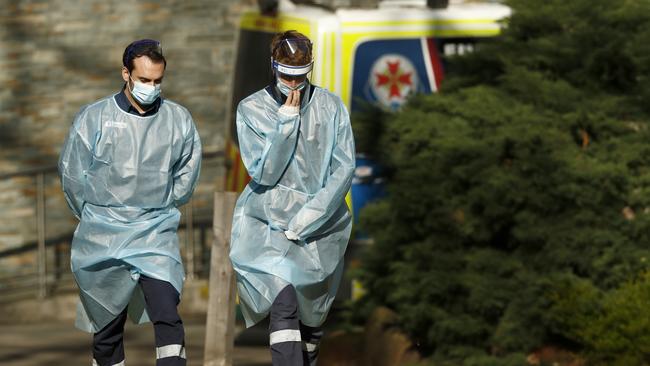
0, 0, 259, 273
0, 0, 258, 162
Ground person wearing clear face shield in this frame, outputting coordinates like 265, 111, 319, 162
58, 39, 202, 366
229, 30, 355, 366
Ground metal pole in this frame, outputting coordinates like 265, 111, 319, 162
185, 199, 195, 280
36, 173, 47, 299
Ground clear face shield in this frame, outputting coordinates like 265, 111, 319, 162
271, 38, 314, 76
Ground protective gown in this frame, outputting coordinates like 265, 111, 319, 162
229, 83, 355, 328
58, 95, 202, 333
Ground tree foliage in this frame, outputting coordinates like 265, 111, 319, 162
353, 0, 650, 364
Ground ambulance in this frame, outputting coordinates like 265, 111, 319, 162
225, 0, 510, 196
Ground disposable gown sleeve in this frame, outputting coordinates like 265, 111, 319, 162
236, 102, 300, 186
172, 119, 202, 207
58, 109, 94, 220
288, 101, 355, 240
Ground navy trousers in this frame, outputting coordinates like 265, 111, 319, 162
269, 285, 323, 366
92, 275, 186, 366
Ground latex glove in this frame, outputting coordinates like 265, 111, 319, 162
284, 230, 300, 241
279, 89, 300, 116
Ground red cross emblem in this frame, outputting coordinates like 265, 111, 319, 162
374, 60, 413, 98
369, 55, 418, 108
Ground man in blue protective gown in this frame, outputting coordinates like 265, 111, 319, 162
229, 30, 355, 366
58, 39, 201, 366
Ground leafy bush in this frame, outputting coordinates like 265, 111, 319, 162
549, 271, 650, 366
352, 0, 650, 363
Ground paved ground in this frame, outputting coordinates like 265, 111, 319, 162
0, 316, 272, 366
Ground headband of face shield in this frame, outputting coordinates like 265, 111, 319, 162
271, 38, 314, 76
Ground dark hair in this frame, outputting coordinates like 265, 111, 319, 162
270, 30, 312, 66
122, 39, 166, 73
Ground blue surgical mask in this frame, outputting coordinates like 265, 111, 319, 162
130, 77, 161, 105
276, 79, 306, 96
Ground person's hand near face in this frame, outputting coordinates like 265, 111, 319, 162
285, 89, 300, 108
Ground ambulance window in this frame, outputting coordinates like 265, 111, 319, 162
443, 42, 475, 56
437, 38, 482, 75
438, 38, 477, 57
230, 29, 275, 144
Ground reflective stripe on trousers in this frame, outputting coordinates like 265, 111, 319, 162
156, 344, 186, 359
269, 285, 323, 366
92, 275, 186, 366
270, 329, 302, 345
300, 323, 323, 366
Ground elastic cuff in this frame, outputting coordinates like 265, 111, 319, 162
279, 105, 299, 116
285, 230, 300, 241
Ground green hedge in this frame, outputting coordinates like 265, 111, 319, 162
352, 0, 650, 364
